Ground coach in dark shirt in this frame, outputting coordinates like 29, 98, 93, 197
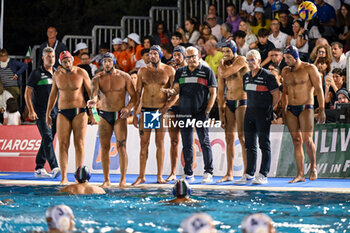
162, 46, 217, 183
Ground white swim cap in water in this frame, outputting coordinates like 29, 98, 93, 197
241, 213, 275, 233
46, 205, 73, 232
180, 213, 215, 233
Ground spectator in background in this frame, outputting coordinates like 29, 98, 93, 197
286, 20, 309, 61
288, 5, 300, 21
331, 42, 347, 70
195, 45, 211, 67
204, 40, 224, 76
206, 14, 222, 41
278, 9, 293, 36
337, 4, 350, 52
152, 22, 171, 46
315, 0, 337, 40
240, 0, 255, 19
233, 30, 249, 56
256, 28, 275, 67
325, 68, 347, 108
196, 36, 207, 58
135, 35, 154, 63
92, 42, 110, 69
177, 18, 201, 45
304, 17, 323, 53
39, 26, 67, 68
268, 18, 288, 49
251, 7, 271, 36
112, 37, 123, 59
78, 53, 97, 79
335, 89, 350, 104
127, 33, 142, 70
239, 20, 258, 49
170, 32, 183, 48
219, 23, 233, 46
310, 45, 332, 65
208, 4, 223, 24
226, 3, 241, 33
117, 39, 131, 73
200, 22, 217, 41
315, 57, 331, 83
73, 42, 88, 66
0, 49, 27, 101
268, 48, 287, 70
3, 98, 21, 125
0, 80, 13, 124
160, 43, 173, 64
135, 48, 150, 71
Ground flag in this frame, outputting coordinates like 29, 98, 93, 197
24, 46, 32, 64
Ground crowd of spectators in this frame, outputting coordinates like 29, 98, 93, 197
1, 0, 350, 125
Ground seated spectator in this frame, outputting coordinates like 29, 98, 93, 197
196, 36, 207, 58
46, 205, 75, 233
268, 48, 287, 70
331, 42, 347, 70
278, 9, 293, 36
335, 88, 350, 104
78, 52, 97, 79
315, 57, 331, 82
226, 3, 241, 33
310, 45, 332, 65
112, 37, 123, 59
325, 68, 347, 108
194, 45, 210, 67
117, 38, 131, 73
135, 48, 150, 71
177, 18, 200, 45
160, 43, 173, 64
241, 213, 276, 233
200, 22, 217, 41
0, 80, 13, 124
92, 43, 110, 69
180, 213, 216, 233
73, 42, 88, 66
257, 28, 275, 67
170, 32, 183, 48
152, 22, 171, 46
286, 20, 309, 61
3, 98, 21, 125
127, 33, 142, 69
204, 39, 224, 76
315, 0, 337, 40
206, 13, 222, 41
304, 17, 323, 53
240, 0, 255, 19
268, 18, 288, 49
0, 49, 27, 101
60, 166, 105, 195
337, 4, 350, 52
265, 0, 289, 19
135, 35, 154, 62
251, 7, 271, 35
239, 20, 258, 49
219, 22, 233, 46
233, 30, 249, 56
207, 4, 223, 24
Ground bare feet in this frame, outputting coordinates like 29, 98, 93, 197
165, 174, 177, 182
100, 181, 111, 188
59, 179, 69, 185
216, 175, 234, 183
157, 177, 167, 184
288, 176, 305, 183
309, 169, 318, 181
119, 181, 127, 189
132, 177, 146, 186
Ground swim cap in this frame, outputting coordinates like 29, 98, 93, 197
46, 205, 73, 231
221, 40, 237, 54
241, 213, 274, 233
59, 51, 74, 64
283, 45, 299, 59
336, 88, 350, 101
74, 165, 91, 183
150, 45, 163, 58
173, 45, 186, 58
172, 178, 191, 197
101, 52, 116, 66
180, 213, 214, 233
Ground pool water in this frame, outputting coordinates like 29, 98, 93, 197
0, 185, 349, 232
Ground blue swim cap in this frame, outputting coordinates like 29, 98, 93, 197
173, 45, 186, 58
74, 166, 91, 183
221, 40, 237, 54
172, 179, 191, 197
101, 52, 116, 65
283, 45, 299, 59
150, 45, 163, 58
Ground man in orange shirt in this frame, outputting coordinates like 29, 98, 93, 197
73, 42, 88, 66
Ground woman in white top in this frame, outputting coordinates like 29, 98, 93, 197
286, 20, 309, 61
239, 19, 258, 49
3, 97, 20, 125
177, 18, 200, 45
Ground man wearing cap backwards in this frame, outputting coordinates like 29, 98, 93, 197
132, 45, 176, 185
60, 166, 105, 194
217, 40, 249, 183
87, 52, 136, 188
46, 205, 75, 233
46, 51, 92, 185
282, 45, 325, 183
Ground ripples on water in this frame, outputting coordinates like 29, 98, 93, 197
0, 185, 349, 232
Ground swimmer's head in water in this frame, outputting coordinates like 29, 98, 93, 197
101, 52, 116, 72
46, 205, 74, 232
74, 165, 91, 183
149, 45, 163, 66
221, 40, 237, 55
59, 51, 74, 71
241, 213, 276, 233
180, 213, 214, 233
172, 179, 191, 197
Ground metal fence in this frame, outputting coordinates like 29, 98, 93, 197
121, 16, 151, 39
91, 25, 123, 55
62, 35, 93, 55
149, 6, 180, 35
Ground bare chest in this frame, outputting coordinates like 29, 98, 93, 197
56, 74, 83, 91
99, 75, 126, 93
285, 70, 310, 87
143, 70, 169, 86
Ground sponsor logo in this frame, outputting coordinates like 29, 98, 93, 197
143, 110, 161, 129
92, 133, 120, 170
